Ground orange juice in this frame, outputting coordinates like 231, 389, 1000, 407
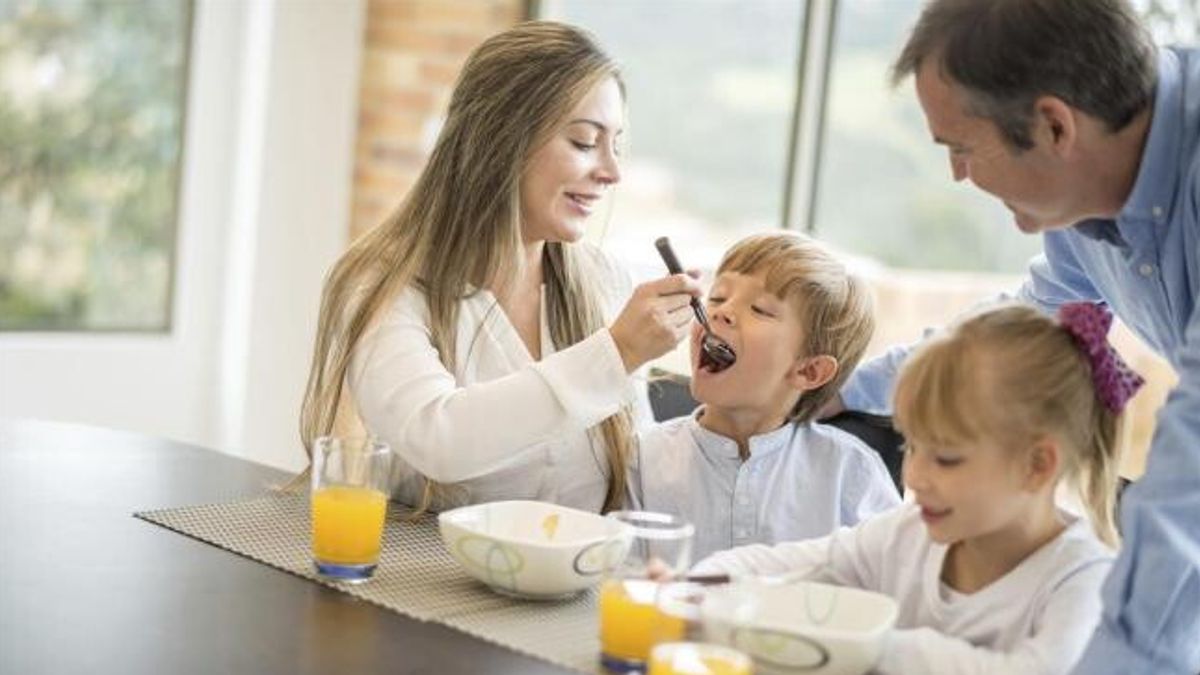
647, 643, 753, 675
311, 485, 387, 564
599, 579, 685, 666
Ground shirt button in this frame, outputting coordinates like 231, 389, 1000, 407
1152, 206, 1164, 219
1139, 263, 1155, 277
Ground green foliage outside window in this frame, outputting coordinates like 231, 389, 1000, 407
0, 0, 191, 331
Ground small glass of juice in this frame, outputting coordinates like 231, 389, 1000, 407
311, 436, 392, 583
648, 642, 753, 675
599, 511, 695, 673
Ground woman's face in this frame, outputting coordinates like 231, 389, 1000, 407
519, 77, 624, 245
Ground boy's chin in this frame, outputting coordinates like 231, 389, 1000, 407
688, 381, 725, 409
689, 383, 751, 412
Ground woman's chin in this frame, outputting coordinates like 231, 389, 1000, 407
550, 217, 589, 243
523, 216, 588, 245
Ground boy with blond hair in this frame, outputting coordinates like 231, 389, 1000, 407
629, 233, 898, 561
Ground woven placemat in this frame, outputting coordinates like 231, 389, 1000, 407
135, 493, 601, 673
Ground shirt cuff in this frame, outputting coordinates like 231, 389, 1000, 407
530, 328, 629, 426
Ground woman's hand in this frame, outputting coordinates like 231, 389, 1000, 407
608, 272, 702, 373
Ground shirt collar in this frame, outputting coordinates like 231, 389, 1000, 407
1118, 48, 1183, 224
1071, 218, 1127, 247
687, 407, 797, 461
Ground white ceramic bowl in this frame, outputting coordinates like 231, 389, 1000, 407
438, 500, 633, 600
702, 579, 897, 675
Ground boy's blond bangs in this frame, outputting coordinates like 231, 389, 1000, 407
717, 235, 812, 304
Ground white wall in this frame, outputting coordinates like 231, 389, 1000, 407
0, 0, 364, 472
218, 0, 363, 470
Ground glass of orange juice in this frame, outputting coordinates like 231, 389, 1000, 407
311, 436, 392, 583
648, 642, 753, 675
599, 511, 695, 673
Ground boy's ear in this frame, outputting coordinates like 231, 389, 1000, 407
1022, 436, 1061, 492
788, 355, 839, 392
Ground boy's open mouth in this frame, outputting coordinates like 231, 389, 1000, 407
698, 346, 736, 373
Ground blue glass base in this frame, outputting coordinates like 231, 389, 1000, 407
600, 653, 645, 673
314, 560, 376, 583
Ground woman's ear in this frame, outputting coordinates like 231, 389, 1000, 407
788, 355, 839, 393
1022, 436, 1062, 492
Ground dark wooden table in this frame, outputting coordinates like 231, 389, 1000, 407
0, 420, 571, 675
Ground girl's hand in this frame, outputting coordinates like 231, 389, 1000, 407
608, 272, 702, 373
645, 557, 674, 582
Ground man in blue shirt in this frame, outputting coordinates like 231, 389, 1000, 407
837, 1, 1200, 672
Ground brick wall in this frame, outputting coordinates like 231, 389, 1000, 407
350, 0, 527, 240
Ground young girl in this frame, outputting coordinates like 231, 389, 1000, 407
692, 302, 1144, 674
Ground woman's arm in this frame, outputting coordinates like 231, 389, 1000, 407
349, 292, 630, 484
350, 263, 698, 485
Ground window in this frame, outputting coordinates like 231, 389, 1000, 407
814, 0, 1198, 273
540, 0, 804, 274
0, 0, 192, 331
1136, 0, 1199, 44
814, 0, 1041, 274
543, 0, 1196, 276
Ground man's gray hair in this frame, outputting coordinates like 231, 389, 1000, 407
893, 0, 1157, 150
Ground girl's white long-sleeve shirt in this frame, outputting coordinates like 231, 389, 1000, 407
692, 504, 1114, 675
347, 244, 649, 511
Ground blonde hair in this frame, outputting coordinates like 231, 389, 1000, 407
299, 21, 633, 512
893, 303, 1125, 546
716, 232, 875, 423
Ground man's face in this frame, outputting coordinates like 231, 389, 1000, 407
914, 59, 1079, 233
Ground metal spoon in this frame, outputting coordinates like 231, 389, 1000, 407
654, 237, 737, 373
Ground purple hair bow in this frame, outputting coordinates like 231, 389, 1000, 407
1058, 302, 1145, 413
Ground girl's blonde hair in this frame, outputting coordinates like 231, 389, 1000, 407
299, 21, 632, 512
717, 232, 875, 423
893, 303, 1125, 546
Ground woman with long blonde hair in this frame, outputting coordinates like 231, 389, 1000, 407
300, 21, 698, 513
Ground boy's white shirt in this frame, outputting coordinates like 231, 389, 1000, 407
628, 410, 900, 562
693, 504, 1114, 675
348, 243, 651, 511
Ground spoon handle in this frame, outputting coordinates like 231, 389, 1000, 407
654, 236, 685, 275
654, 237, 712, 330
